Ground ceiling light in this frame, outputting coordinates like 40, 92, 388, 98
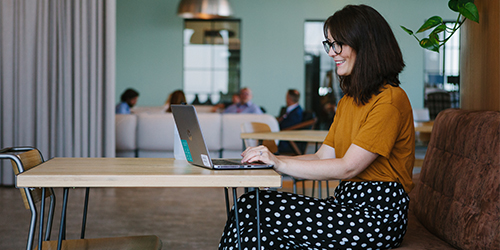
177, 0, 233, 19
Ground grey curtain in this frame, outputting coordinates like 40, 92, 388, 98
0, 0, 116, 185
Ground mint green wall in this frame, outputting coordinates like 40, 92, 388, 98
117, 0, 455, 116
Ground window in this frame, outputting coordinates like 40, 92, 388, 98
304, 20, 341, 130
183, 19, 241, 105
424, 21, 460, 108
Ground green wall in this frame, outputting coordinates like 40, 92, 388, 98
116, 0, 455, 116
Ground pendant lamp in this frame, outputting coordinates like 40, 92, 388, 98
177, 0, 233, 19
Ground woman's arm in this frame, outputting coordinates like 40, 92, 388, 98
241, 144, 377, 181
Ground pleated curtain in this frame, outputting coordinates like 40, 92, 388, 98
0, 0, 116, 185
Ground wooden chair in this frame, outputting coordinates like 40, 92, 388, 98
0, 147, 162, 250
240, 122, 278, 154
281, 110, 318, 155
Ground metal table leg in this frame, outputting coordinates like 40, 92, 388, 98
57, 188, 69, 250
39, 188, 46, 250
232, 188, 242, 250
223, 187, 262, 250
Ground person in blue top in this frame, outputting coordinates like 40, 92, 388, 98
115, 88, 139, 114
224, 87, 263, 114
277, 89, 303, 153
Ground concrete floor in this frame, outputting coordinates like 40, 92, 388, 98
0, 179, 338, 250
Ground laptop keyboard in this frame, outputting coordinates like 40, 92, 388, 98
212, 159, 246, 165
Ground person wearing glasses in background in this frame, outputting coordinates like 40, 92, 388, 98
219, 4, 414, 250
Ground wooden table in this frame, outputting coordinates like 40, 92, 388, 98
17, 158, 281, 250
415, 121, 434, 133
240, 130, 328, 143
16, 158, 281, 188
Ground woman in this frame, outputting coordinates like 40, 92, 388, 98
165, 90, 186, 112
219, 4, 415, 250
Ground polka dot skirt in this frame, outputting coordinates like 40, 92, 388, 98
219, 181, 409, 250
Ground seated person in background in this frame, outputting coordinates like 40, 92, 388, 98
212, 93, 240, 112
277, 89, 303, 153
165, 90, 186, 112
223, 87, 263, 114
115, 88, 139, 114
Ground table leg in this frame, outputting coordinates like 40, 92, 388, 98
57, 188, 69, 250
224, 187, 231, 220
80, 188, 90, 239
231, 188, 242, 250
255, 189, 261, 250
39, 188, 46, 250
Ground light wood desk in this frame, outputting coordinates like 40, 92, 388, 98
16, 158, 281, 188
17, 158, 281, 250
240, 130, 328, 143
415, 121, 434, 133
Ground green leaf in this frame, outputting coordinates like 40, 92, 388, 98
420, 38, 440, 52
448, 0, 459, 12
400, 26, 414, 35
431, 24, 447, 35
459, 2, 479, 23
417, 16, 443, 33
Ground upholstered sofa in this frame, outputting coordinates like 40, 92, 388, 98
399, 109, 500, 249
115, 106, 279, 158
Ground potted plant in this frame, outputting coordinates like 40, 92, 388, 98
401, 0, 479, 52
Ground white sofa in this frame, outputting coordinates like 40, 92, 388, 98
115, 109, 280, 158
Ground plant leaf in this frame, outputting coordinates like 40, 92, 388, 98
448, 0, 459, 12
417, 16, 443, 33
400, 26, 414, 35
431, 24, 447, 36
420, 38, 440, 52
459, 2, 479, 23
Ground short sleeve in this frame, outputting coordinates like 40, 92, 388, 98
353, 103, 401, 158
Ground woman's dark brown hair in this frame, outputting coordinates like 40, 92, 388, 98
323, 4, 405, 105
166, 90, 186, 112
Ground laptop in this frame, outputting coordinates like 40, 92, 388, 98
171, 105, 274, 170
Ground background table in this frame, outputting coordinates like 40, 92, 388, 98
240, 130, 328, 143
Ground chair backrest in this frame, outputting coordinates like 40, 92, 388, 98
426, 92, 451, 120
282, 111, 317, 131
0, 147, 55, 250
0, 147, 51, 209
240, 122, 278, 153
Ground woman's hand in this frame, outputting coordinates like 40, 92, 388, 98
241, 145, 280, 166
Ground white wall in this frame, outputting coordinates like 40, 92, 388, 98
116, 0, 456, 116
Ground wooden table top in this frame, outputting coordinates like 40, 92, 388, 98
240, 130, 329, 142
414, 121, 434, 133
16, 158, 282, 188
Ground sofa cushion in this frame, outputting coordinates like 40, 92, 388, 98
115, 114, 137, 152
137, 113, 175, 151
197, 113, 222, 151
411, 109, 500, 249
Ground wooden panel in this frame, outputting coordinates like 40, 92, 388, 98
460, 0, 500, 111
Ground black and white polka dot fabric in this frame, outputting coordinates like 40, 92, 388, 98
219, 181, 409, 250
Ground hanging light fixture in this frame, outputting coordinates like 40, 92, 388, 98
177, 0, 233, 19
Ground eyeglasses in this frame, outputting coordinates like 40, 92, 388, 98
322, 40, 343, 54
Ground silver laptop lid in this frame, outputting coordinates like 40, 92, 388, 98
171, 105, 215, 169
171, 105, 273, 170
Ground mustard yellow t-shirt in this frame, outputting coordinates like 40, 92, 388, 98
324, 85, 415, 193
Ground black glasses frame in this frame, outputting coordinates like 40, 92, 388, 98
322, 40, 343, 54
